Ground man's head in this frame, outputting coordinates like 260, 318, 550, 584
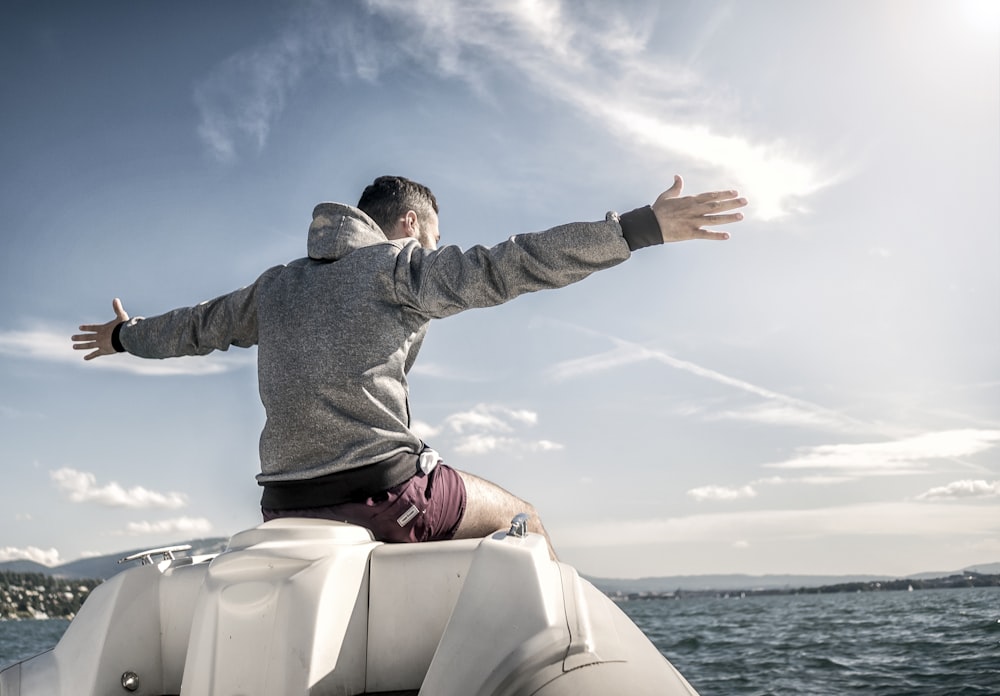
358, 175, 440, 249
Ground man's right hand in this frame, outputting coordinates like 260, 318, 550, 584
72, 298, 129, 360
652, 175, 748, 243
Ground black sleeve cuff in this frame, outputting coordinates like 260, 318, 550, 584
619, 206, 662, 251
111, 322, 126, 353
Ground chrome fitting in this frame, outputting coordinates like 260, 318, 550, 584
508, 513, 530, 538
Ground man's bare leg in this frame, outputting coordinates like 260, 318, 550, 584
452, 469, 557, 560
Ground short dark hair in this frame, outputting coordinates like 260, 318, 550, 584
357, 176, 438, 232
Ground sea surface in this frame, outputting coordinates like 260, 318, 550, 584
619, 586, 1000, 695
0, 618, 67, 669
1, 587, 997, 694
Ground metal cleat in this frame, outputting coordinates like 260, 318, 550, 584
508, 512, 530, 538
118, 544, 192, 566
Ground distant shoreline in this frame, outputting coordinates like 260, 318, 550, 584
0, 572, 101, 621
607, 572, 1000, 601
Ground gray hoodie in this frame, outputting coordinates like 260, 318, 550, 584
118, 203, 660, 507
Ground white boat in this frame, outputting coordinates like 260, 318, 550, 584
0, 516, 699, 695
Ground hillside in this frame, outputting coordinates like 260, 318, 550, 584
0, 538, 229, 580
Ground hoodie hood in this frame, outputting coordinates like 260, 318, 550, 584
308, 203, 388, 261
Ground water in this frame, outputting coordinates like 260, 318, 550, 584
1, 589, 997, 694
619, 587, 1000, 695
0, 619, 67, 668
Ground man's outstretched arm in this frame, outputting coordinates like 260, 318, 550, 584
72, 298, 130, 360
71, 269, 272, 361
395, 175, 747, 319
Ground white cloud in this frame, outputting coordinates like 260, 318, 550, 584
410, 419, 441, 441
0, 328, 251, 376
592, 104, 830, 220
194, 23, 310, 161
0, 546, 62, 566
534, 439, 563, 452
420, 403, 562, 456
454, 434, 564, 456
686, 473, 861, 503
193, 0, 386, 162
363, 0, 827, 218
797, 475, 856, 485
50, 467, 188, 509
688, 484, 757, 502
198, 0, 826, 216
765, 429, 1000, 474
707, 403, 857, 432
372, 0, 830, 218
917, 479, 1000, 501
454, 434, 507, 456
0, 329, 79, 364
444, 405, 537, 434
123, 517, 213, 536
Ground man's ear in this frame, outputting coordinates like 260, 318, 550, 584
402, 210, 419, 238
386, 210, 418, 240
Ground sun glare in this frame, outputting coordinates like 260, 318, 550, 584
960, 0, 1000, 33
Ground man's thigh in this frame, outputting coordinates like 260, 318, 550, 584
452, 470, 535, 538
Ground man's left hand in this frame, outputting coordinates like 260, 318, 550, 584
72, 298, 129, 360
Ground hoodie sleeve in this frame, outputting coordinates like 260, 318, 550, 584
118, 265, 283, 358
392, 211, 656, 319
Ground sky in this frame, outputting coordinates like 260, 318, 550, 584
1, 0, 997, 579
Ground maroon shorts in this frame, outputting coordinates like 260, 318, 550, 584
261, 464, 467, 543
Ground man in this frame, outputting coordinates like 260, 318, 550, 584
73, 175, 746, 556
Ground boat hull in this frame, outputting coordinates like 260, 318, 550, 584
0, 519, 699, 695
